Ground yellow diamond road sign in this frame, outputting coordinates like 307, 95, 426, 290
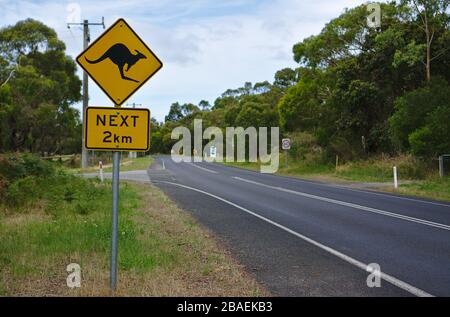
85, 107, 150, 151
76, 19, 163, 106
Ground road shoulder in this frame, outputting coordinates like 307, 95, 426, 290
0, 175, 267, 296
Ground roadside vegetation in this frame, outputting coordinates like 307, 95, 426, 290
64, 155, 154, 174
1, 3, 448, 178
149, 1, 449, 164
145, 1, 450, 202
223, 150, 450, 202
0, 154, 266, 296
102, 155, 153, 173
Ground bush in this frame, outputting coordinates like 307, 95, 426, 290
0, 154, 26, 182
0, 154, 106, 215
287, 132, 323, 163
0, 174, 7, 200
389, 78, 450, 157
336, 155, 427, 181
3, 170, 106, 213
0, 153, 55, 183
409, 105, 450, 157
4, 176, 41, 207
329, 135, 358, 161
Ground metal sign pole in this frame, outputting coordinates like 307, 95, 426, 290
75, 18, 161, 293
110, 151, 120, 290
285, 149, 288, 168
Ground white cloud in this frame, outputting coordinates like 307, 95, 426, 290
0, 0, 371, 120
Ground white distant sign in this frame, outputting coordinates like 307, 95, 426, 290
282, 138, 291, 150
210, 146, 217, 158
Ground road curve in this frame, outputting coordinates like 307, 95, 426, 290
87, 156, 450, 296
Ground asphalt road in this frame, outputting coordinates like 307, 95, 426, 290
87, 156, 450, 297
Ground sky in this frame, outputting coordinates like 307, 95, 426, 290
0, 0, 369, 121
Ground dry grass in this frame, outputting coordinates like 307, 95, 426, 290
0, 182, 268, 297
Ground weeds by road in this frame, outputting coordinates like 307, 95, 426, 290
0, 154, 266, 296
222, 154, 450, 202
67, 156, 153, 174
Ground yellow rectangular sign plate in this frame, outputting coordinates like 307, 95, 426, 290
85, 107, 150, 151
76, 19, 163, 106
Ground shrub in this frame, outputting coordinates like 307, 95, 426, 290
287, 132, 323, 162
389, 78, 450, 157
0, 174, 8, 200
21, 153, 55, 177
0, 154, 26, 182
0, 154, 107, 215
4, 176, 41, 207
336, 154, 427, 181
0, 153, 55, 183
329, 136, 357, 161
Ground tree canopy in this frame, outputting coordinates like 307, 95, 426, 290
0, 19, 82, 154
153, 1, 450, 159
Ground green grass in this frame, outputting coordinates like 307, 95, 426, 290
222, 153, 450, 202
0, 176, 148, 287
104, 156, 154, 173
0, 167, 266, 296
66, 156, 154, 174
382, 177, 450, 202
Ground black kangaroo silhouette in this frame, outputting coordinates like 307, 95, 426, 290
85, 43, 146, 83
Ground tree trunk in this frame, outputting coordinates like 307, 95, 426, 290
424, 5, 431, 82
426, 30, 431, 82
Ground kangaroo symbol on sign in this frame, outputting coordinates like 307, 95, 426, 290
85, 43, 146, 83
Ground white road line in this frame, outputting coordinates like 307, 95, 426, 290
233, 177, 450, 232
161, 158, 165, 170
332, 185, 450, 208
156, 181, 433, 297
188, 163, 218, 174
218, 163, 450, 208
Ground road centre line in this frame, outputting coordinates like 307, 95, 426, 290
331, 185, 450, 208
214, 162, 450, 208
155, 180, 433, 297
188, 163, 218, 174
232, 177, 450, 232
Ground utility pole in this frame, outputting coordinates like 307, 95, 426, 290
68, 18, 105, 169
126, 103, 142, 159
126, 103, 142, 108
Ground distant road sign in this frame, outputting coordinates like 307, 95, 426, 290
76, 19, 163, 106
282, 138, 291, 150
85, 107, 150, 151
210, 146, 217, 158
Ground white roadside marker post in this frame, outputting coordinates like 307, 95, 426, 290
99, 161, 104, 183
285, 149, 288, 168
393, 166, 398, 189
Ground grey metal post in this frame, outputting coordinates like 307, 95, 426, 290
126, 103, 141, 160
110, 151, 120, 290
81, 20, 89, 169
285, 149, 288, 168
67, 18, 105, 169
439, 156, 444, 178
